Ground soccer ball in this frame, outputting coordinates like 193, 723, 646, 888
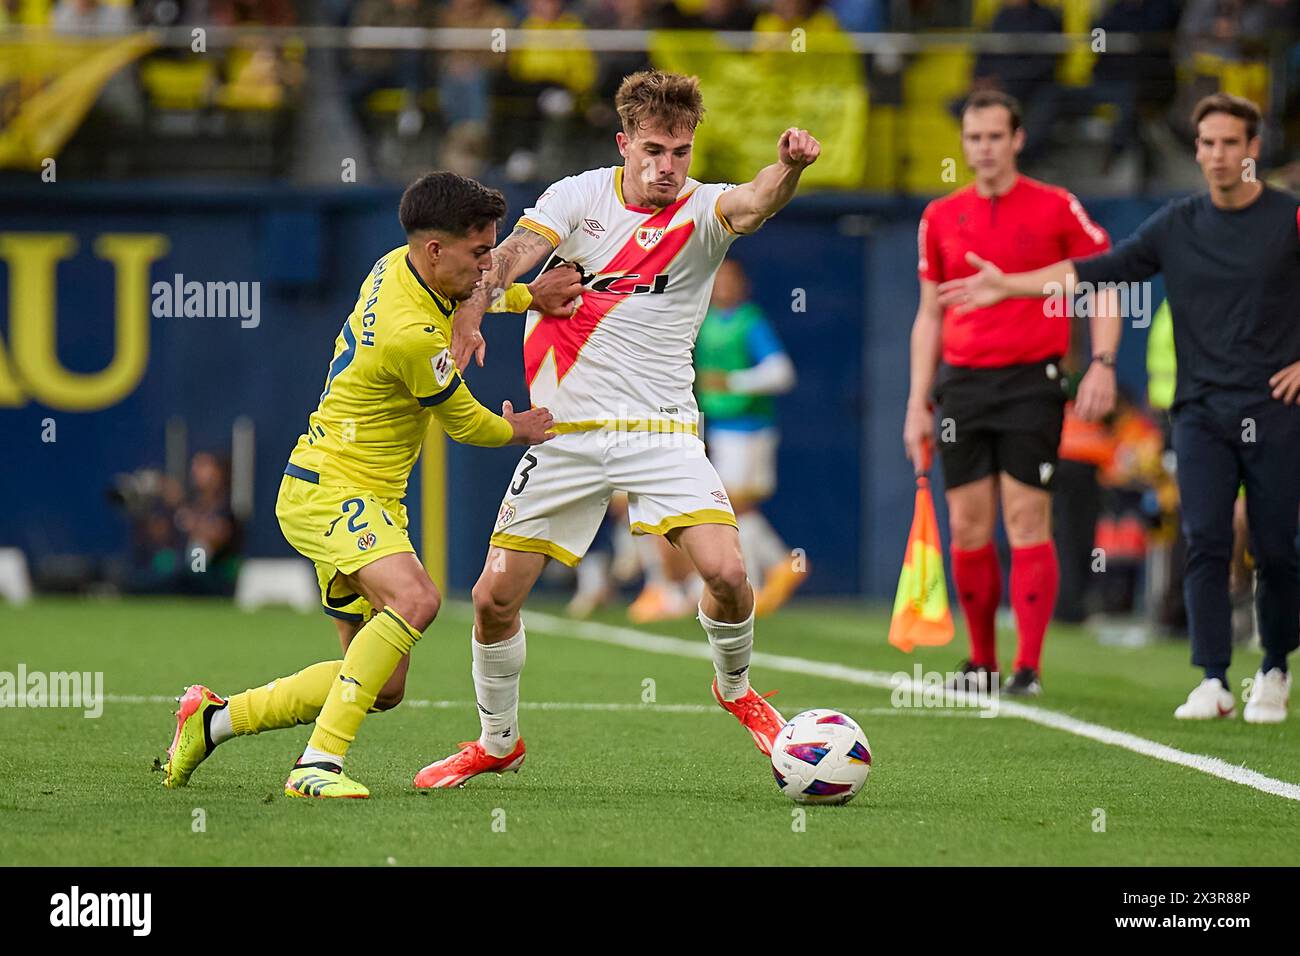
770, 709, 872, 805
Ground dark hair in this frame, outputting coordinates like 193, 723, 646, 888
399, 171, 507, 237
960, 89, 1023, 133
1192, 93, 1260, 141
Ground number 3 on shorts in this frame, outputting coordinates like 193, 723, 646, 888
511, 453, 539, 495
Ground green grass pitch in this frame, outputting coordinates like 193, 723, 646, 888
1, 597, 1297, 866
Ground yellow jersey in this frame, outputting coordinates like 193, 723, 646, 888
285, 245, 533, 500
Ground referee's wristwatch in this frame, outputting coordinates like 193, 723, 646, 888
1092, 351, 1117, 369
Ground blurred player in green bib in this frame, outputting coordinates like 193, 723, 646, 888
629, 258, 803, 622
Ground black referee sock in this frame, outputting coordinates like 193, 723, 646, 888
1260, 654, 1288, 676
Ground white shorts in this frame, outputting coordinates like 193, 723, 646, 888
489, 429, 736, 566
706, 426, 779, 500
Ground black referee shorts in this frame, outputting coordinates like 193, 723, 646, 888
931, 358, 1068, 491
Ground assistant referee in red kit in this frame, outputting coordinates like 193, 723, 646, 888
905, 90, 1117, 697
939, 94, 1300, 723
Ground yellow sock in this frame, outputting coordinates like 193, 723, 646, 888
227, 660, 342, 736
308, 607, 420, 756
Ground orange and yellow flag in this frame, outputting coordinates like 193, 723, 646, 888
888, 455, 954, 652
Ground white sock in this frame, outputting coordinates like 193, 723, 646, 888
299, 744, 344, 768
739, 511, 788, 574
736, 514, 769, 588
575, 551, 610, 598
473, 624, 526, 757
636, 535, 668, 586
209, 704, 233, 745
610, 524, 639, 581
698, 604, 755, 700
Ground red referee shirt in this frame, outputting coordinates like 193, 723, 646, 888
918, 175, 1111, 368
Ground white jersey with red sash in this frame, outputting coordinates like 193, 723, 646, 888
490, 166, 743, 563
516, 165, 739, 428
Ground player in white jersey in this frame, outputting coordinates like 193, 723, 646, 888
413, 70, 821, 788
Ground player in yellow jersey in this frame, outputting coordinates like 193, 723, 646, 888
158, 172, 582, 799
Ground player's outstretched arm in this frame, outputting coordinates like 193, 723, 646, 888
452, 226, 558, 370
388, 321, 556, 447
935, 254, 1076, 313
431, 378, 556, 448
717, 127, 821, 235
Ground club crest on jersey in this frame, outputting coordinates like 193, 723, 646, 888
496, 503, 516, 529
356, 531, 378, 551
635, 226, 665, 251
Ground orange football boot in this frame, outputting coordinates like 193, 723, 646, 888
712, 679, 786, 756
413, 738, 527, 789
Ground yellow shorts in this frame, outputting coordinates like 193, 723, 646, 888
275, 466, 414, 623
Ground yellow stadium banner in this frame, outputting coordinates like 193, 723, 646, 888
649, 28, 868, 189
0, 32, 157, 170
888, 471, 955, 653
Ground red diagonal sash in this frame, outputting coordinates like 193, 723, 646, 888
524, 191, 697, 387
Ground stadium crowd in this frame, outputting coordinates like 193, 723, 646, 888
3, 0, 1297, 187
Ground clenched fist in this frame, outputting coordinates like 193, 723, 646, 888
779, 128, 821, 169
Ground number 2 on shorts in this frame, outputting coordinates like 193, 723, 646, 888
342, 497, 368, 532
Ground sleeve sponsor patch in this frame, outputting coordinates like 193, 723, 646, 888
431, 348, 454, 387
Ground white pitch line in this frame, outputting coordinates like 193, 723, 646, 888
103, 695, 972, 718
516, 607, 1300, 803
107, 694, 714, 714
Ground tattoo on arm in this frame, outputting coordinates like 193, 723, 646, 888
477, 227, 556, 307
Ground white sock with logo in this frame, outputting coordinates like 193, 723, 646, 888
698, 605, 755, 701
473, 624, 526, 757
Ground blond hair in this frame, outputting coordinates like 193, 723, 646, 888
615, 70, 706, 138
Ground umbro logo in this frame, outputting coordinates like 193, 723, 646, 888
582, 218, 605, 237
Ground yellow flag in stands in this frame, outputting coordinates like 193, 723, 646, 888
888, 473, 954, 652
0, 33, 157, 170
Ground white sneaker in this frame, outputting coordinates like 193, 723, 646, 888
1243, 668, 1291, 724
1174, 678, 1236, 719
